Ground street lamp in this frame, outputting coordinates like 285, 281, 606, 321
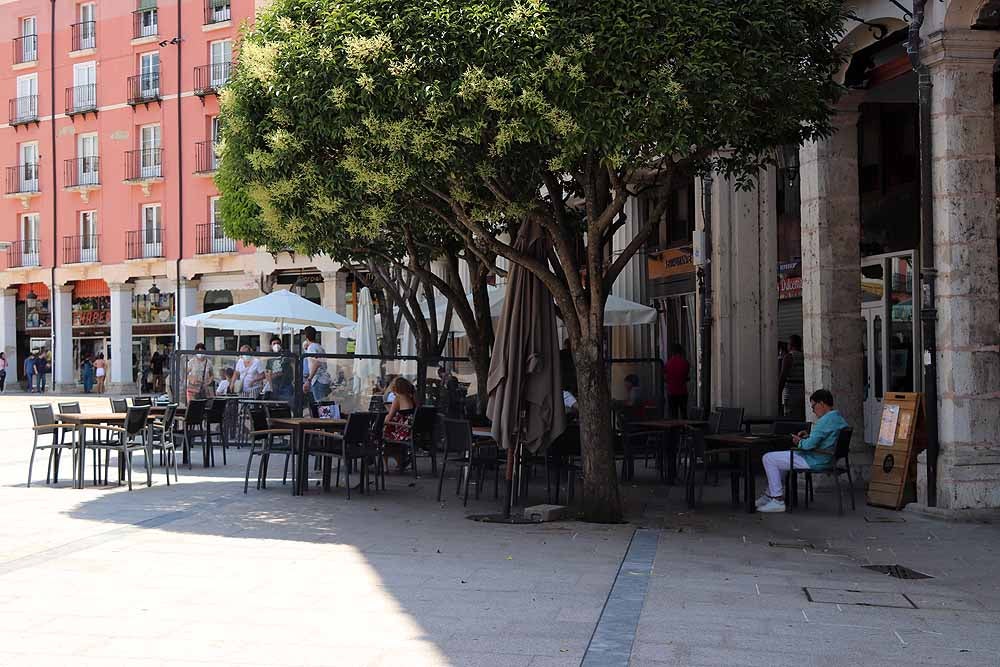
776, 144, 800, 186
26, 288, 37, 310
293, 275, 307, 297
148, 281, 161, 297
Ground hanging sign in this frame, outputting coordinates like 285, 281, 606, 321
647, 246, 695, 279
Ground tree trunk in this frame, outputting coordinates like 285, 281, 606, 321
572, 337, 623, 523
468, 339, 490, 416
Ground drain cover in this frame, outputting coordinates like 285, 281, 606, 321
804, 587, 917, 608
863, 564, 932, 580
768, 540, 815, 549
865, 515, 906, 523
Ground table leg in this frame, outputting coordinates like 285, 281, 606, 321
295, 426, 307, 496
666, 428, 678, 484
76, 423, 86, 489
745, 449, 756, 514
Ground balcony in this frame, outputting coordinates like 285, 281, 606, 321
9, 95, 38, 126
65, 84, 98, 116
194, 62, 231, 96
13, 35, 38, 65
8, 239, 41, 269
124, 149, 163, 194
63, 235, 100, 264
64, 157, 100, 201
196, 223, 236, 254
132, 7, 158, 41
127, 73, 160, 106
204, 0, 231, 25
6, 164, 40, 202
194, 141, 218, 174
70, 21, 97, 52
126, 227, 163, 260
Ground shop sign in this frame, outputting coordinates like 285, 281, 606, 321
72, 296, 110, 327
133, 292, 176, 324
648, 246, 695, 279
778, 260, 802, 300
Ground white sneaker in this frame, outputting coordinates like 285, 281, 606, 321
755, 493, 771, 508
758, 498, 786, 513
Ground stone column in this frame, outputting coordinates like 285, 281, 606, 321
322, 271, 348, 354
708, 168, 779, 415
799, 108, 864, 441
921, 41, 1000, 509
178, 279, 200, 350
109, 282, 137, 393
0, 289, 17, 383
53, 285, 75, 391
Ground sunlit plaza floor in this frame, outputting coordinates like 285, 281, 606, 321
0, 393, 998, 666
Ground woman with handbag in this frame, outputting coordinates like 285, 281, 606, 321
186, 343, 216, 402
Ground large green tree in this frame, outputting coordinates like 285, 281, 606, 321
218, 0, 844, 521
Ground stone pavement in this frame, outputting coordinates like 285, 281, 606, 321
1, 394, 998, 666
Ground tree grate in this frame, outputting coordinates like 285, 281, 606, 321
862, 564, 933, 580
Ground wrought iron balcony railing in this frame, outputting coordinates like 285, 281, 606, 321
70, 21, 96, 51
13, 35, 38, 64
124, 149, 163, 181
132, 7, 158, 39
63, 235, 100, 264
8, 239, 41, 268
126, 227, 164, 259
9, 95, 38, 125
204, 0, 231, 24
127, 73, 160, 105
6, 164, 40, 195
196, 223, 236, 254
64, 157, 100, 188
194, 62, 231, 96
194, 141, 219, 173
65, 84, 98, 115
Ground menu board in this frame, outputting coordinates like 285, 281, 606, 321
867, 393, 924, 510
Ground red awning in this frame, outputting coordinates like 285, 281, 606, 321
73, 279, 110, 298
16, 282, 50, 301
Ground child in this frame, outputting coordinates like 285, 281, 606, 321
215, 367, 234, 395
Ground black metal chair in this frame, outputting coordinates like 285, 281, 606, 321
545, 424, 581, 504
716, 407, 745, 434
243, 405, 293, 493
28, 404, 79, 487
110, 398, 128, 413
788, 427, 855, 515
131, 396, 153, 407
89, 406, 152, 490
383, 406, 436, 478
203, 398, 228, 465
440, 418, 500, 506
175, 399, 208, 467
303, 412, 376, 499
150, 404, 180, 485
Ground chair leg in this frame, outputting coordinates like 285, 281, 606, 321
345, 456, 352, 500
834, 473, 843, 516
462, 463, 472, 507
244, 445, 256, 494
125, 449, 133, 491
846, 467, 857, 510
436, 458, 447, 502
282, 450, 290, 485
27, 443, 38, 487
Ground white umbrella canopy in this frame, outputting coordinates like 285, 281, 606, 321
352, 287, 381, 393
397, 316, 418, 378
181, 289, 355, 334
405, 284, 656, 336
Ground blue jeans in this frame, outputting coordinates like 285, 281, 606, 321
311, 381, 330, 403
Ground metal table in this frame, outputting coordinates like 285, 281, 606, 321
269, 417, 347, 495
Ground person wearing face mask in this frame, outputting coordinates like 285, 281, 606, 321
265, 336, 292, 402
233, 344, 264, 396
186, 342, 216, 402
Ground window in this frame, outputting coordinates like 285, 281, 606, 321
18, 141, 39, 191
20, 212, 40, 266
80, 211, 97, 262
210, 116, 221, 169
136, 2, 158, 38
78, 4, 96, 49
207, 0, 231, 24
20, 17, 37, 62
77, 133, 98, 185
14, 73, 37, 121
139, 52, 160, 97
139, 124, 161, 178
141, 204, 162, 257
209, 40, 232, 87
72, 61, 96, 111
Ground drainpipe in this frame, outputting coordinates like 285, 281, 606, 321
175, 0, 183, 356
908, 0, 940, 507
49, 0, 57, 376
698, 173, 714, 412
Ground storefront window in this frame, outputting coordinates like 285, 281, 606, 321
888, 255, 915, 392
133, 291, 175, 324
72, 296, 110, 326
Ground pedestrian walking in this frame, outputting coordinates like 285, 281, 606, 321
24, 351, 36, 393
94, 353, 107, 393
664, 344, 691, 419
150, 348, 165, 393
36, 351, 48, 393
81, 354, 95, 393
779, 334, 806, 419
0, 352, 7, 392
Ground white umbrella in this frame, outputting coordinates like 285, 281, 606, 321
181, 289, 355, 334
401, 284, 656, 336
398, 316, 418, 378
352, 287, 381, 393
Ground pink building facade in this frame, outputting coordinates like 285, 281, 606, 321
0, 0, 348, 392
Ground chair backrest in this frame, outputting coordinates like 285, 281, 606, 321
343, 411, 374, 444
266, 403, 291, 421
249, 405, 270, 433
185, 398, 207, 424
833, 427, 853, 461
771, 420, 810, 436
443, 418, 473, 458
706, 411, 722, 435
110, 398, 128, 413
132, 396, 152, 406
160, 404, 178, 431
125, 405, 150, 436
716, 407, 744, 433
57, 401, 81, 414
371, 412, 387, 440
412, 406, 437, 441
687, 405, 707, 421
30, 403, 56, 432
206, 398, 227, 420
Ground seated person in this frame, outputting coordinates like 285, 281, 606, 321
562, 388, 579, 418
757, 388, 849, 513
623, 374, 642, 408
215, 367, 234, 395
383, 377, 417, 471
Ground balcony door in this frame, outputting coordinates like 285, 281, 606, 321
139, 52, 160, 98
210, 197, 227, 252
79, 4, 96, 49
209, 40, 232, 87
80, 211, 97, 262
209, 0, 231, 23
21, 213, 40, 266
15, 74, 37, 121
77, 133, 98, 185
19, 142, 38, 192
21, 17, 37, 61
210, 116, 221, 170
73, 61, 97, 111
138, 4, 157, 37
140, 124, 161, 178
141, 204, 162, 258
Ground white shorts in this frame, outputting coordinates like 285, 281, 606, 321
95, 368, 106, 377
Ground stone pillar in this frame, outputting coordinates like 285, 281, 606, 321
109, 282, 137, 393
708, 168, 779, 415
322, 271, 348, 354
178, 279, 199, 350
921, 42, 1000, 509
53, 285, 75, 391
0, 289, 17, 382
799, 108, 864, 442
